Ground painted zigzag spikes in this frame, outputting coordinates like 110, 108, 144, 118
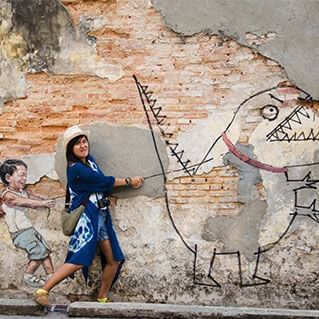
134, 75, 195, 176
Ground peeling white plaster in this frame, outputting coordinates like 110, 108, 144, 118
0, 59, 26, 100
245, 31, 277, 46
21, 153, 57, 184
52, 40, 125, 81
80, 15, 110, 32
250, 108, 319, 167
172, 111, 240, 176
152, 0, 319, 99
259, 206, 293, 246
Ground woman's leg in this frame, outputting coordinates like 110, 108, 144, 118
34, 263, 82, 306
42, 263, 82, 292
98, 240, 120, 299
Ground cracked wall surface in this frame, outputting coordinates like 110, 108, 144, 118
0, 0, 318, 309
0, 0, 123, 104
152, 0, 319, 99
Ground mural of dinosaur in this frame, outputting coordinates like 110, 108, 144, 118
134, 75, 319, 288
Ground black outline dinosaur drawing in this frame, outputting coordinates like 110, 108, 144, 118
134, 75, 319, 288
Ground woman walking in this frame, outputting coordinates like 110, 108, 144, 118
34, 125, 144, 306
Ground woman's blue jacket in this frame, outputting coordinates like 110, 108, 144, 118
65, 155, 125, 281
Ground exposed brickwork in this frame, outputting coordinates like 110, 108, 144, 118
167, 166, 241, 215
0, 0, 286, 211
2, 0, 318, 309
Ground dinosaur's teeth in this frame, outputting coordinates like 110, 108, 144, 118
268, 129, 319, 142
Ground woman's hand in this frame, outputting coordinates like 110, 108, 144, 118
130, 176, 144, 189
114, 176, 145, 188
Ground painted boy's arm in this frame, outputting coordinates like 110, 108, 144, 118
2, 192, 55, 209
27, 192, 45, 200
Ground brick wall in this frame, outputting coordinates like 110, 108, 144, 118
0, 0, 285, 207
3, 0, 312, 307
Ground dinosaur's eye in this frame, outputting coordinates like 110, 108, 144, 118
261, 105, 279, 121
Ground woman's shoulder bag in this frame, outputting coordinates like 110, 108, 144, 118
61, 186, 86, 236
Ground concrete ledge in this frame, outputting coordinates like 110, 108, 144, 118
68, 302, 319, 318
1, 299, 319, 318
0, 298, 45, 316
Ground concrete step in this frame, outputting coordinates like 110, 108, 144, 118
68, 302, 319, 318
1, 298, 319, 319
0, 298, 44, 316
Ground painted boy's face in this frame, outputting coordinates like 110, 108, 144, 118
6, 165, 27, 191
72, 136, 89, 162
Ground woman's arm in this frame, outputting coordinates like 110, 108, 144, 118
113, 176, 144, 189
69, 163, 144, 193
2, 192, 55, 209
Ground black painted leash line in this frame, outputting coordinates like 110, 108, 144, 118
133, 74, 195, 254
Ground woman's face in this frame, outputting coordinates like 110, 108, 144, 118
72, 136, 89, 162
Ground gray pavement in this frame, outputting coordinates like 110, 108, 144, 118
0, 314, 67, 319
1, 298, 319, 318
68, 302, 319, 318
0, 315, 120, 319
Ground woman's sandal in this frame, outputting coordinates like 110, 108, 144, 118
97, 297, 110, 303
34, 288, 50, 307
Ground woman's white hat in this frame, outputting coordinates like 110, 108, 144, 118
63, 125, 90, 149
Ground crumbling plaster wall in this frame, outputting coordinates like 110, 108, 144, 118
0, 0, 318, 309
153, 0, 319, 100
0, 0, 123, 106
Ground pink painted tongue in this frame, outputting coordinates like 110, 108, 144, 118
222, 133, 288, 173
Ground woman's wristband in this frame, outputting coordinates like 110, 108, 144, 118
125, 177, 132, 188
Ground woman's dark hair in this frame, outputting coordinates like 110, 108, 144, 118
0, 159, 28, 185
66, 134, 89, 164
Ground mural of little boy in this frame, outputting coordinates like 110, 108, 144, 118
0, 159, 55, 288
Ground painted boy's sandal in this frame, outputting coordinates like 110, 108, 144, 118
23, 274, 45, 287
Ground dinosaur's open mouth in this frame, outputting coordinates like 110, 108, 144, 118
222, 133, 287, 173
266, 105, 319, 142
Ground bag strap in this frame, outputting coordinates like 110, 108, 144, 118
82, 195, 90, 206
64, 184, 90, 210
65, 186, 71, 210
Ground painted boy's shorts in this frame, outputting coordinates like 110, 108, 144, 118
11, 227, 51, 260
